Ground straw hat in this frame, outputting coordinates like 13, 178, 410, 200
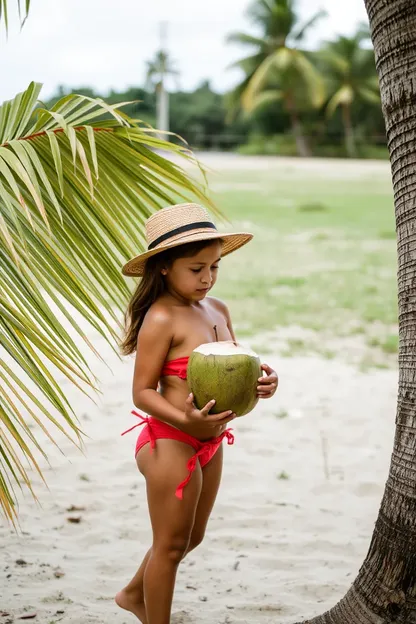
121, 203, 253, 277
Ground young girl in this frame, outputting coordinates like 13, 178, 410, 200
116, 203, 278, 624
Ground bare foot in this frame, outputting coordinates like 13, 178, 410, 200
115, 589, 147, 623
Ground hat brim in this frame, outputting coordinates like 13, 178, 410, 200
122, 231, 253, 277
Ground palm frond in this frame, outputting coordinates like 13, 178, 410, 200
250, 89, 283, 112
320, 34, 379, 115
0, 0, 30, 33
0, 82, 215, 520
292, 9, 327, 42
292, 50, 327, 109
227, 51, 268, 73
357, 86, 381, 105
241, 48, 292, 111
327, 85, 354, 117
318, 48, 350, 76
226, 31, 267, 48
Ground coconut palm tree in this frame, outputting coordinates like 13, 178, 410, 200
0, 6, 212, 522
227, 0, 326, 157
146, 49, 179, 134
320, 27, 380, 158
295, 2, 416, 622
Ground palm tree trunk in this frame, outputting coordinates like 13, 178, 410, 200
285, 94, 311, 158
343, 103, 356, 158
292, 1, 416, 622
156, 79, 169, 141
158, 79, 169, 133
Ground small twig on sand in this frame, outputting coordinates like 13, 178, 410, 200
320, 431, 330, 480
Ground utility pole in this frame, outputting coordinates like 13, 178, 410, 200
157, 21, 169, 134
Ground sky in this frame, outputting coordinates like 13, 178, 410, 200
0, 0, 369, 102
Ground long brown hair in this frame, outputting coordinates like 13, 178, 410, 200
120, 239, 221, 355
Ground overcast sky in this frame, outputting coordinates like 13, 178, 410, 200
0, 0, 369, 102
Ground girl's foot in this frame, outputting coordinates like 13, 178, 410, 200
115, 589, 147, 623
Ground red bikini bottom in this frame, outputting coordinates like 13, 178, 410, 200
122, 411, 235, 500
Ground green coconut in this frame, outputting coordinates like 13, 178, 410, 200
188, 341, 261, 417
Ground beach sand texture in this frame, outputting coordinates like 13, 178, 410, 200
1, 323, 396, 623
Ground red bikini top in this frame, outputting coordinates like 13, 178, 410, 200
161, 356, 189, 380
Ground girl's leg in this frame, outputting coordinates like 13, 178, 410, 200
118, 439, 202, 624
116, 444, 224, 622
116, 549, 151, 622
187, 443, 223, 551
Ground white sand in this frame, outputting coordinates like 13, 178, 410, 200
0, 325, 396, 623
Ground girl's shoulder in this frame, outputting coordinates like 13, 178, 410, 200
206, 296, 229, 315
142, 298, 174, 329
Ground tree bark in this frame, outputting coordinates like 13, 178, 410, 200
343, 103, 357, 158
292, 2, 416, 622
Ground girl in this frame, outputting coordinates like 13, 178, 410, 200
116, 203, 278, 624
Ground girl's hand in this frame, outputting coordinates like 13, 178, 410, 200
257, 364, 279, 399
185, 394, 236, 428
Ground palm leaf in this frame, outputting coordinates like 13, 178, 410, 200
292, 50, 327, 109
250, 89, 283, 112
226, 52, 268, 121
0, 0, 30, 32
226, 31, 267, 48
327, 85, 354, 117
292, 9, 327, 42
0, 82, 215, 521
242, 48, 292, 111
358, 86, 381, 105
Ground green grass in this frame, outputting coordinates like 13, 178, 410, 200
298, 202, 329, 212
275, 409, 289, 419
208, 166, 398, 342
368, 334, 399, 354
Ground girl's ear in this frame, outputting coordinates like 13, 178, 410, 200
161, 268, 168, 276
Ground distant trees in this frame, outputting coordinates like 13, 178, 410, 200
227, 0, 326, 156
227, 0, 382, 157
320, 28, 380, 157
45, 2, 386, 158
146, 49, 179, 133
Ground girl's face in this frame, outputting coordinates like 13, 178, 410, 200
162, 241, 222, 302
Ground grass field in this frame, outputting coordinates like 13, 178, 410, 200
188, 155, 398, 368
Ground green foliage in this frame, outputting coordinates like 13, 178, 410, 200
170, 81, 243, 150
1, 0, 386, 158
227, 0, 327, 155
146, 50, 179, 88
368, 335, 399, 354
298, 202, 328, 213
43, 22, 386, 159
0, 0, 30, 33
238, 132, 298, 155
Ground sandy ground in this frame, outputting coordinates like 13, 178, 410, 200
173, 151, 392, 180
1, 155, 397, 623
0, 322, 397, 624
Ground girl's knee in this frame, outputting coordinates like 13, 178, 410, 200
154, 536, 190, 564
188, 529, 205, 552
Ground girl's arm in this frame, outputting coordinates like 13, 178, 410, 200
132, 307, 186, 427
